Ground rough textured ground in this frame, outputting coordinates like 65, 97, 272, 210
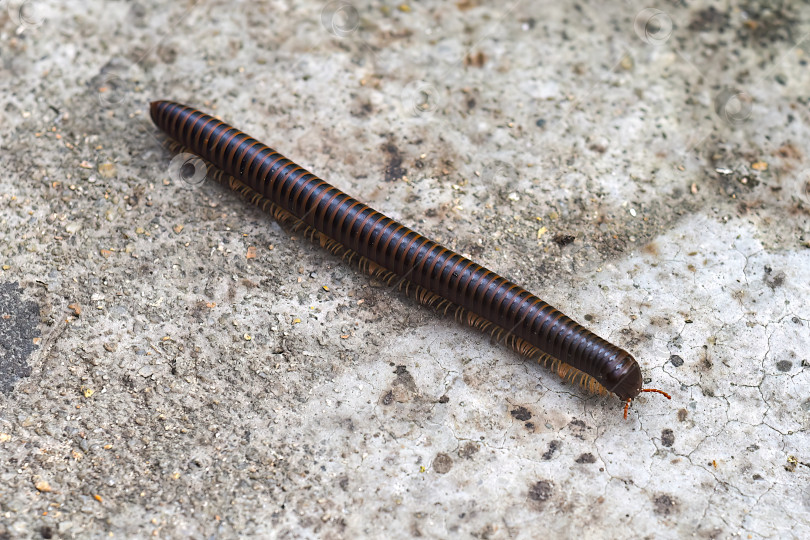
1, 0, 809, 538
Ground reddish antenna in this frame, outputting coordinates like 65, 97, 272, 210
623, 388, 672, 419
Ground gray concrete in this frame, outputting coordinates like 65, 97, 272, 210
1, 0, 809, 538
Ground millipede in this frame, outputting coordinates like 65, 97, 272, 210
149, 100, 670, 418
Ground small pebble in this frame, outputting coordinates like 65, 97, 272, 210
98, 163, 117, 178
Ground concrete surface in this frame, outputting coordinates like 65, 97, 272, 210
1, 0, 809, 538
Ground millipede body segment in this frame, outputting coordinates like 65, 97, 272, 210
150, 100, 664, 407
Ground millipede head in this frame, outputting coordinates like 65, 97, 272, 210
602, 352, 643, 401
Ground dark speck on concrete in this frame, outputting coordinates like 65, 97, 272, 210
653, 494, 679, 516
688, 6, 728, 32
669, 355, 684, 367
661, 429, 675, 447
382, 142, 406, 182
528, 480, 553, 503
542, 440, 561, 460
568, 419, 588, 439
765, 270, 786, 290
552, 234, 576, 247
510, 406, 531, 421
575, 453, 597, 464
776, 360, 792, 373
433, 453, 453, 474
0, 282, 40, 394
458, 442, 480, 460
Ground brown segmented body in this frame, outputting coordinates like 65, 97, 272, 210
150, 100, 671, 410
